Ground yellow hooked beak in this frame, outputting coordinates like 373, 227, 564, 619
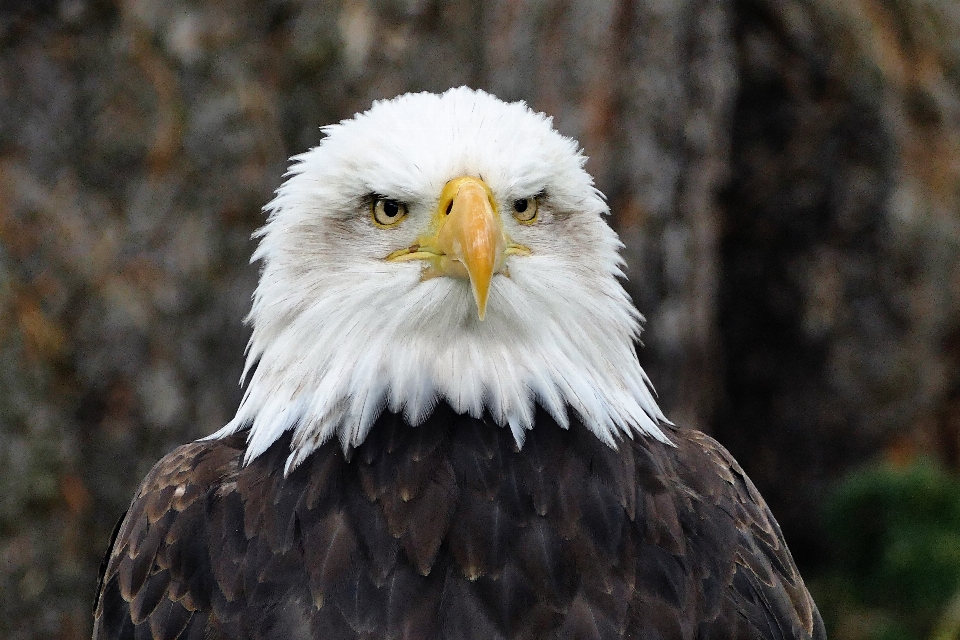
385, 176, 530, 320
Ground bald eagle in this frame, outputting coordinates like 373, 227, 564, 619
93, 88, 825, 640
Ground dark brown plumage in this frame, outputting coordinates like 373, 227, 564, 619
93, 404, 825, 639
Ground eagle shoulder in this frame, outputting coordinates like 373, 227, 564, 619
641, 425, 826, 639
93, 434, 247, 640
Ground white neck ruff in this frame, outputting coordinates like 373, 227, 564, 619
207, 88, 670, 472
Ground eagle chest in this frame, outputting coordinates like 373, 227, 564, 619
240, 410, 659, 638
99, 410, 767, 639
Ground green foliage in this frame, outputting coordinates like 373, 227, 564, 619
821, 458, 960, 639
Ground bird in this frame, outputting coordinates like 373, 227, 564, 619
93, 87, 825, 640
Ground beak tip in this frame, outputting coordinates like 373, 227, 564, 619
469, 269, 493, 322
474, 294, 488, 321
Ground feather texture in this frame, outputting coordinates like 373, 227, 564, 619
94, 406, 825, 640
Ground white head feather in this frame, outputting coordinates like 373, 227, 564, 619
209, 87, 669, 471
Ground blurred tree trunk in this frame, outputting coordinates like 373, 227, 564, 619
1, 0, 960, 638
717, 0, 960, 563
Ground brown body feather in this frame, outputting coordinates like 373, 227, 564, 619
93, 405, 825, 639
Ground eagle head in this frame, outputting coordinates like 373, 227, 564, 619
214, 87, 668, 471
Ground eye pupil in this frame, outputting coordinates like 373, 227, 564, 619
511, 196, 539, 224
372, 198, 408, 226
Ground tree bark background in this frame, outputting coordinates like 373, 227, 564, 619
1, 0, 959, 637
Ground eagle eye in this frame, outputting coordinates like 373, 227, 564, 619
512, 197, 539, 224
372, 198, 408, 227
